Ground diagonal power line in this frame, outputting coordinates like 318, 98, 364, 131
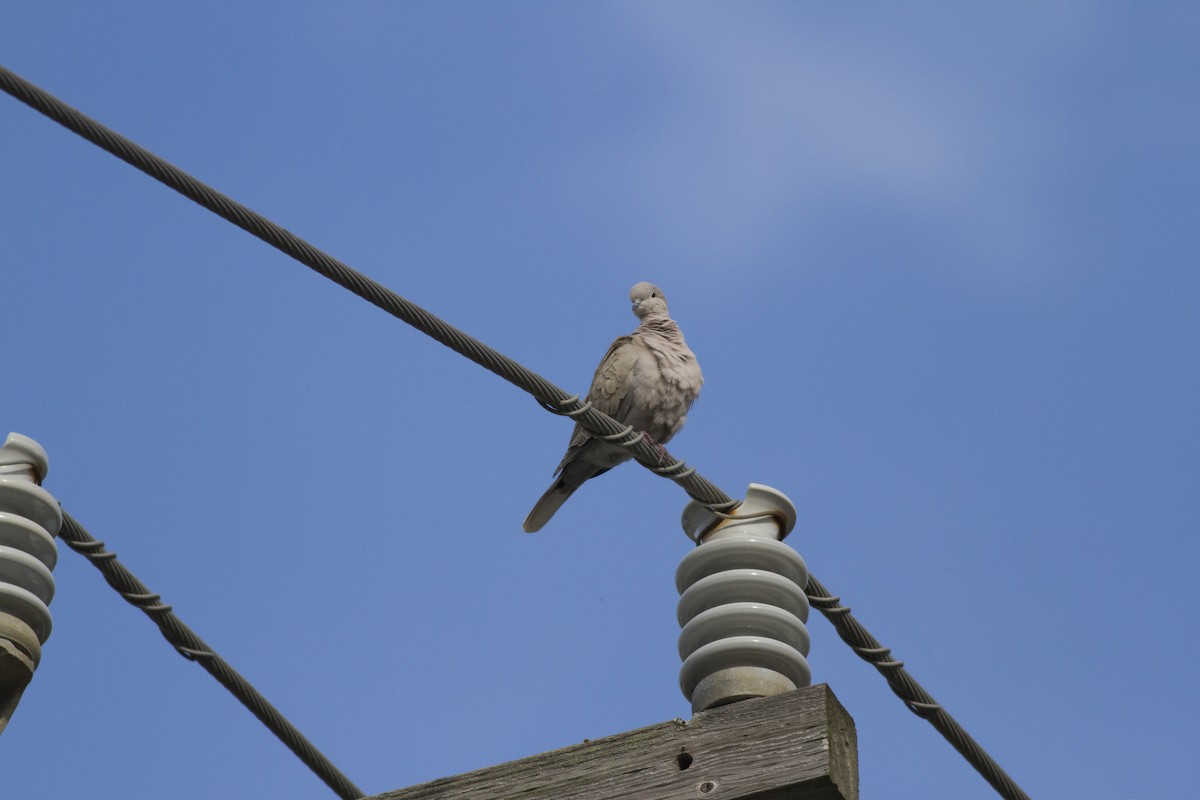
1, 64, 1031, 800
56, 512, 364, 800
0, 63, 729, 513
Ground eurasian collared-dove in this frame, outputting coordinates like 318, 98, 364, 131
523, 282, 703, 532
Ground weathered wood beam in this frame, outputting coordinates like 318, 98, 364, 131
371, 683, 857, 800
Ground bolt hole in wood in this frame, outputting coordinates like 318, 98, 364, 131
698, 779, 717, 794
676, 750, 693, 770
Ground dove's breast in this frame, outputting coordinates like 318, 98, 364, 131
634, 327, 702, 445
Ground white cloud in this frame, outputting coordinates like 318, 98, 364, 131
607, 5, 1087, 287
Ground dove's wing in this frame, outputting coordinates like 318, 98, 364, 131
524, 336, 646, 533
590, 335, 643, 419
556, 335, 642, 471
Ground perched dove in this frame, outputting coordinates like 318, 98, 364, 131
523, 282, 703, 532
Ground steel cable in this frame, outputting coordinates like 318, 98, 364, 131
56, 512, 364, 800
805, 575, 1031, 800
2, 64, 1030, 800
0, 63, 731, 513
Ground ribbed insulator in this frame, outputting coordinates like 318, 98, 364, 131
676, 483, 810, 713
0, 433, 60, 734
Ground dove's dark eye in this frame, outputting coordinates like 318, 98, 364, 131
651, 292, 657, 297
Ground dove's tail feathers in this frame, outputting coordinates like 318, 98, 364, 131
522, 480, 579, 533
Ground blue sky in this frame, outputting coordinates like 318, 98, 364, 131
3, 3, 1197, 798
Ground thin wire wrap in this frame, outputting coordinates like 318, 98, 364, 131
805, 575, 1031, 800
653, 460, 696, 480
537, 395, 592, 417
2, 64, 1030, 800
56, 512, 365, 800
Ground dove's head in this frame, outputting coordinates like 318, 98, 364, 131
630, 282, 669, 319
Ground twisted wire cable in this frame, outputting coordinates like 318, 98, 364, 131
2, 64, 1030, 800
0, 64, 731, 513
806, 575, 1031, 800
57, 512, 365, 800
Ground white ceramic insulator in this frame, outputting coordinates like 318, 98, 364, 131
0, 434, 60, 645
676, 484, 811, 712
